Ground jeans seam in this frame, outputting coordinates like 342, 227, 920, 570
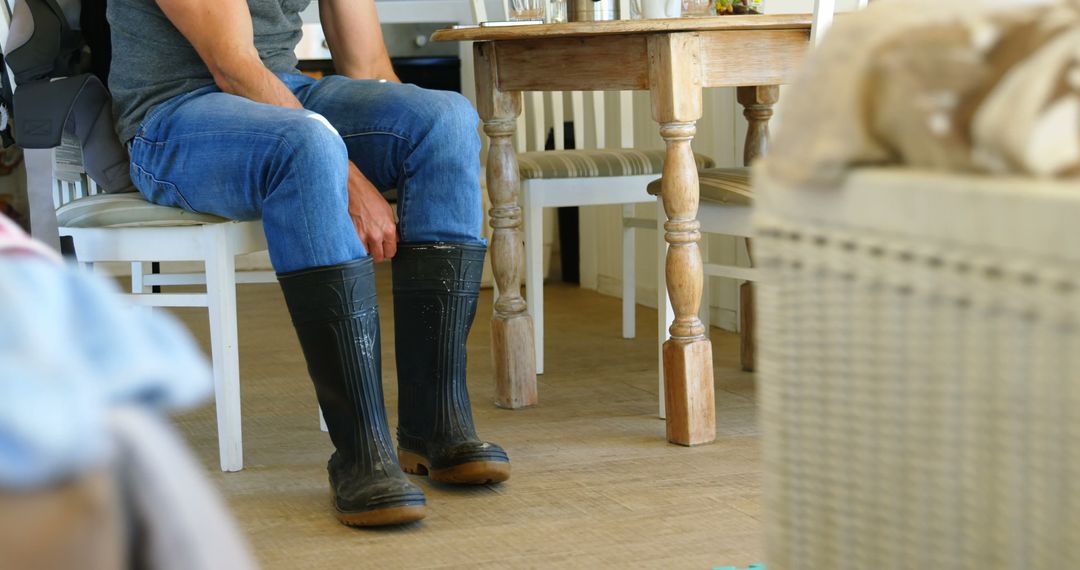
129, 161, 199, 213
130, 135, 165, 148
137, 130, 300, 145
267, 136, 323, 266
138, 102, 171, 137
340, 130, 411, 143
398, 160, 412, 241
132, 130, 294, 154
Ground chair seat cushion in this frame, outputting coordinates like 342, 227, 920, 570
646, 167, 752, 206
56, 191, 228, 229
518, 149, 715, 180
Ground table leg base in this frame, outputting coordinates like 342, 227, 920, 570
663, 338, 716, 446
491, 315, 538, 409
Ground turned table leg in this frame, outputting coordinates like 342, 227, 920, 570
649, 34, 715, 446
736, 85, 778, 373
474, 43, 537, 409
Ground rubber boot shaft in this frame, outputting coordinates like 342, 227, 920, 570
392, 243, 510, 478
279, 258, 425, 524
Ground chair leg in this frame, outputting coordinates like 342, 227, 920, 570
131, 262, 146, 294
656, 198, 672, 420
129, 262, 154, 320
523, 187, 545, 375
204, 225, 243, 472
740, 237, 756, 372
740, 282, 755, 372
621, 204, 636, 340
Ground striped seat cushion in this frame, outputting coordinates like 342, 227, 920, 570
646, 167, 752, 206
518, 149, 715, 180
57, 191, 228, 228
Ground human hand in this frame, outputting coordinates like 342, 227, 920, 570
346, 161, 398, 262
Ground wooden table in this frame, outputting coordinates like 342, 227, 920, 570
433, 15, 810, 446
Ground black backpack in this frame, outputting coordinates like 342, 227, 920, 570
2, 0, 132, 193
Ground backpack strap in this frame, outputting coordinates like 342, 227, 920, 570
5, 0, 90, 84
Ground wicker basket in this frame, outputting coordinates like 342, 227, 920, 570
754, 167, 1080, 570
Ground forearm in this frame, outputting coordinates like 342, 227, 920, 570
319, 0, 399, 81
156, 0, 302, 108
213, 64, 303, 109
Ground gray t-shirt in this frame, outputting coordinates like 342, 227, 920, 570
108, 0, 311, 143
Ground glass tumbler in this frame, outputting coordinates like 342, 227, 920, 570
547, 0, 568, 22
510, 0, 547, 20
682, 0, 713, 16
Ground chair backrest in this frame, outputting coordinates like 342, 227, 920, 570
54, 135, 101, 208
468, 0, 637, 153
811, 0, 869, 47
517, 90, 637, 153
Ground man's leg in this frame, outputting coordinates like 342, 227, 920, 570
291, 77, 483, 244
129, 88, 426, 526
128, 87, 361, 273
297, 77, 510, 484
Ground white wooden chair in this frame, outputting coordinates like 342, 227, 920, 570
626, 0, 870, 417
2, 0, 274, 471
26, 139, 275, 474
470, 0, 715, 375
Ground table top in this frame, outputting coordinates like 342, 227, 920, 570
431, 14, 812, 42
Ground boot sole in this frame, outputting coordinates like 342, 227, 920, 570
399, 449, 511, 485
334, 502, 427, 527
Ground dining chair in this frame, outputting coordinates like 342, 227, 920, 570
2, 0, 282, 472
12, 0, 486, 471
469, 0, 715, 375
39, 138, 275, 473
627, 0, 870, 417
1, 0, 280, 471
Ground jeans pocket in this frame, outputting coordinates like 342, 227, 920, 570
129, 160, 200, 214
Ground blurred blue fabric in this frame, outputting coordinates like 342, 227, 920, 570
0, 257, 212, 488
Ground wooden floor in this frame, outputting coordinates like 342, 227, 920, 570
170, 266, 762, 569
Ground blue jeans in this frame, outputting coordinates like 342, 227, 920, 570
127, 73, 484, 273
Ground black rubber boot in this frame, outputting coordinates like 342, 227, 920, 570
392, 242, 510, 485
278, 258, 426, 526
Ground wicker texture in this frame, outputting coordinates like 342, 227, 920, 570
755, 167, 1080, 570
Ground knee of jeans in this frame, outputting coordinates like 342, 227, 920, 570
425, 92, 480, 152
277, 113, 349, 204
286, 112, 347, 160
285, 113, 348, 173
